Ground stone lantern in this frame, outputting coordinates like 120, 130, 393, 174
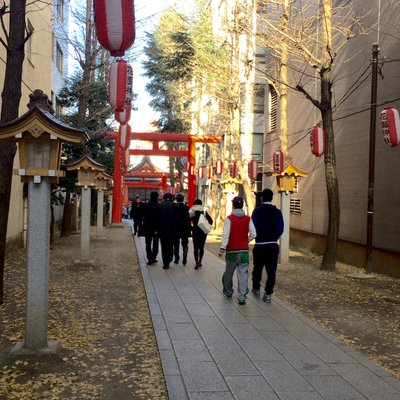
95, 171, 113, 236
67, 152, 106, 261
0, 89, 88, 354
220, 176, 242, 217
274, 162, 308, 265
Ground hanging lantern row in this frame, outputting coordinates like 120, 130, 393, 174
93, 0, 136, 57
310, 125, 326, 157
249, 160, 258, 180
119, 123, 131, 150
273, 150, 284, 174
380, 107, 400, 147
115, 106, 131, 125
109, 59, 133, 112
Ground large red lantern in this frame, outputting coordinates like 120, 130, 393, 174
273, 150, 284, 174
380, 107, 400, 147
216, 159, 223, 175
310, 125, 326, 156
93, 0, 136, 57
109, 59, 133, 111
115, 106, 131, 124
119, 123, 131, 150
230, 162, 238, 178
249, 160, 258, 180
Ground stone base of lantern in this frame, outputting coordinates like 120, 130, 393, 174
74, 259, 95, 265
11, 340, 62, 356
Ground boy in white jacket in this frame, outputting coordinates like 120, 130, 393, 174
219, 196, 256, 304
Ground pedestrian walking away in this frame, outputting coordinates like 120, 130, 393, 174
189, 199, 213, 269
251, 188, 284, 303
159, 192, 178, 269
219, 196, 256, 305
130, 195, 145, 236
173, 193, 190, 265
142, 191, 161, 265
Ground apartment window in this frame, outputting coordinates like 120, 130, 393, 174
56, 43, 63, 74
56, 0, 64, 22
268, 84, 277, 133
26, 20, 33, 64
290, 198, 301, 214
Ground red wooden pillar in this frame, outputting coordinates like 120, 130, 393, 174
112, 133, 122, 223
188, 137, 196, 208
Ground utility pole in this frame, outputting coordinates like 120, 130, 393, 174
279, 0, 290, 265
365, 43, 380, 274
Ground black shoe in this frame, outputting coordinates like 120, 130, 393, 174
163, 265, 169, 269
182, 257, 187, 265
151, 259, 158, 264
198, 262, 202, 267
194, 265, 199, 270
146, 260, 152, 265
174, 259, 179, 264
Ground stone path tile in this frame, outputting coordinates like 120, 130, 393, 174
135, 237, 400, 400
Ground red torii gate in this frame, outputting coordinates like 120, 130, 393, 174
108, 131, 221, 223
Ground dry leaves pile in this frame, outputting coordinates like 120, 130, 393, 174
0, 227, 167, 400
206, 235, 400, 380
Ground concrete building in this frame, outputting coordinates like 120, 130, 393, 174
256, 0, 400, 276
0, 1, 68, 250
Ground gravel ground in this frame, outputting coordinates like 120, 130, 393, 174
0, 226, 168, 400
205, 232, 400, 380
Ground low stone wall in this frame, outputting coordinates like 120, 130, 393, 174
290, 228, 400, 278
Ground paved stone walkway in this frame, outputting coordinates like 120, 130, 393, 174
134, 234, 400, 400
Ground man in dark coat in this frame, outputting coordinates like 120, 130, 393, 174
251, 188, 284, 303
158, 192, 178, 269
173, 193, 190, 265
142, 191, 161, 265
130, 195, 144, 236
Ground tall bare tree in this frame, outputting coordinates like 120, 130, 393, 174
256, 0, 365, 270
0, 0, 32, 302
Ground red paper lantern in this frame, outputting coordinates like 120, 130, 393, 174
273, 150, 284, 174
248, 160, 258, 180
198, 167, 204, 179
230, 162, 238, 178
119, 123, 131, 150
109, 59, 133, 111
115, 106, 131, 124
93, 0, 136, 57
380, 107, 400, 147
310, 125, 326, 156
207, 165, 213, 179
216, 159, 223, 175
125, 147, 130, 168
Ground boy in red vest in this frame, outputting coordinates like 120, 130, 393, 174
218, 196, 256, 305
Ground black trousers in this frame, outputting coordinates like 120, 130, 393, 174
252, 243, 280, 294
145, 233, 159, 262
173, 235, 189, 261
192, 230, 207, 264
160, 236, 175, 267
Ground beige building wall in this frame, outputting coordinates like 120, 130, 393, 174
262, 1, 400, 276
0, 1, 53, 249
